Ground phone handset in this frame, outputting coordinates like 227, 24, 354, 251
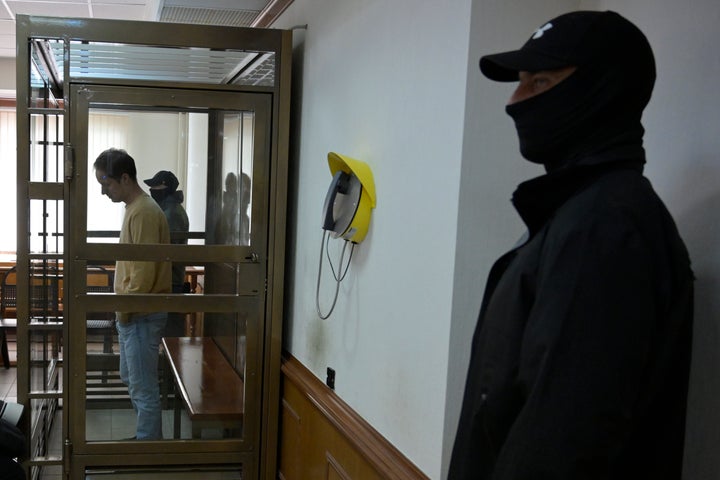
322, 170, 352, 231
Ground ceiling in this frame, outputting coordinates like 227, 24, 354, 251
0, 0, 282, 58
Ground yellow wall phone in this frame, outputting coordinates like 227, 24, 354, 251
316, 152, 376, 319
321, 152, 376, 244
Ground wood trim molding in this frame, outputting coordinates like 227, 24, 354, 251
281, 354, 429, 480
252, 0, 294, 28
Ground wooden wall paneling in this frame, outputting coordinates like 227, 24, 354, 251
326, 452, 352, 480
280, 354, 429, 480
279, 396, 302, 480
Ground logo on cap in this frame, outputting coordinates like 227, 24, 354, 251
532, 22, 553, 39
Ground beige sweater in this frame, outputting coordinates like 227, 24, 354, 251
114, 193, 171, 323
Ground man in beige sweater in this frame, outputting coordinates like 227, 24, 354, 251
94, 148, 171, 440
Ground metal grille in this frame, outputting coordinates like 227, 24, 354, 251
159, 6, 261, 27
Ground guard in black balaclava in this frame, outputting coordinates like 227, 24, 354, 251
450, 11, 694, 480
480, 10, 656, 171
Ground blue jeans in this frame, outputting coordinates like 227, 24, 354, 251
116, 312, 167, 440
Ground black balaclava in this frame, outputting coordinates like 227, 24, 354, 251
505, 61, 652, 171
479, 11, 656, 172
150, 189, 169, 204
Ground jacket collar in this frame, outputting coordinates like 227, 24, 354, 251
511, 157, 644, 236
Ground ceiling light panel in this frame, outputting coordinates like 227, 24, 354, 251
159, 6, 259, 27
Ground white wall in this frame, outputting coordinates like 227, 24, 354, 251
274, 1, 472, 477
278, 0, 720, 479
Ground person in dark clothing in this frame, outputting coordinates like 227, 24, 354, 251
144, 170, 190, 337
449, 11, 693, 480
1, 400, 26, 480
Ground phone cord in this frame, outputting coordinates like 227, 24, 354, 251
316, 230, 353, 319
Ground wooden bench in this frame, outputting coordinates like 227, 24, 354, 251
161, 336, 244, 439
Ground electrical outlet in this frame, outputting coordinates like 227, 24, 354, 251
326, 367, 336, 390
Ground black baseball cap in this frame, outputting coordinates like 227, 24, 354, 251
144, 170, 179, 192
480, 10, 654, 82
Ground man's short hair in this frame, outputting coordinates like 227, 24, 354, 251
94, 148, 137, 181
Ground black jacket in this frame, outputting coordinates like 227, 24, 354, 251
0, 420, 24, 459
449, 157, 693, 479
159, 191, 189, 289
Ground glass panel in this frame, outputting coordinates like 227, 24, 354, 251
86, 109, 255, 246
28, 394, 62, 472
85, 314, 248, 442
29, 112, 64, 182
82, 261, 252, 299
29, 59, 48, 107
30, 40, 62, 108
29, 330, 63, 393
218, 112, 254, 246
30, 199, 64, 254
81, 258, 253, 443
84, 465, 243, 479
28, 328, 63, 473
28, 264, 62, 321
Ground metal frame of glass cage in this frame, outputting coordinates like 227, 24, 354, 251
16, 14, 291, 480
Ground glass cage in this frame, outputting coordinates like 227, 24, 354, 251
15, 15, 291, 480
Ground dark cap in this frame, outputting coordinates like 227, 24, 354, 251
144, 170, 179, 192
480, 10, 653, 82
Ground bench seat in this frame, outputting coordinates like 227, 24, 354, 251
161, 336, 244, 439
